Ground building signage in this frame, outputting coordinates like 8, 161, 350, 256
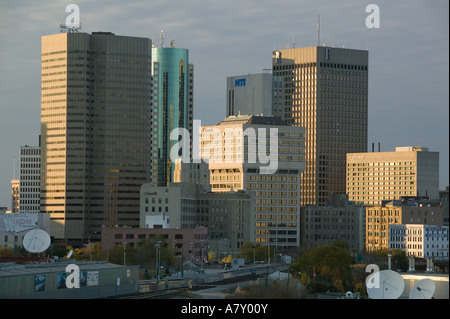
349, 154, 365, 161
234, 79, 246, 87
87, 271, 99, 286
0, 213, 39, 234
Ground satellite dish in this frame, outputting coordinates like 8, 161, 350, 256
366, 270, 405, 299
409, 278, 435, 299
22, 229, 51, 253
67, 250, 73, 259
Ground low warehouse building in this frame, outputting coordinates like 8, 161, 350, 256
0, 260, 139, 299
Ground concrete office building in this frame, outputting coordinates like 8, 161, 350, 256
200, 115, 305, 247
151, 35, 194, 187
140, 182, 198, 229
347, 146, 439, 206
272, 46, 368, 206
195, 189, 255, 255
226, 72, 284, 117
389, 224, 449, 261
19, 144, 41, 213
301, 194, 365, 252
366, 199, 447, 252
173, 159, 211, 191
139, 182, 254, 254
40, 32, 152, 245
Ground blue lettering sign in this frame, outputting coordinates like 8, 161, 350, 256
235, 79, 246, 87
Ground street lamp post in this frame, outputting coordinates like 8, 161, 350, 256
189, 242, 194, 270
155, 241, 161, 282
200, 241, 205, 272
122, 242, 127, 266
253, 244, 256, 264
89, 231, 99, 262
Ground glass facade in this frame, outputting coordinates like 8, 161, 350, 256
151, 47, 192, 186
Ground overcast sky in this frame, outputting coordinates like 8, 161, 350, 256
0, 0, 448, 209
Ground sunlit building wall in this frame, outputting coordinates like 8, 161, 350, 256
10, 180, 19, 213
389, 224, 449, 261
347, 146, 439, 206
199, 115, 305, 247
366, 200, 446, 252
40, 32, 152, 245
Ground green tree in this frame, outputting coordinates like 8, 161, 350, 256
239, 242, 274, 262
291, 243, 353, 292
334, 279, 344, 293
0, 247, 13, 258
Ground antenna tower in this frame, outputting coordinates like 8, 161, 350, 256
317, 15, 320, 46
159, 30, 165, 48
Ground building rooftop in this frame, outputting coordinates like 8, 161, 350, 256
218, 115, 289, 126
0, 260, 125, 278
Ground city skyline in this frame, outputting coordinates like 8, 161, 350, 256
0, 1, 448, 209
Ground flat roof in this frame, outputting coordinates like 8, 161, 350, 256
0, 260, 126, 278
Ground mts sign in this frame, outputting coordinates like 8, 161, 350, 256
234, 79, 246, 87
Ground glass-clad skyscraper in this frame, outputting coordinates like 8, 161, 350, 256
151, 45, 194, 186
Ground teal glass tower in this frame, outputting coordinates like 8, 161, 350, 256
151, 42, 194, 186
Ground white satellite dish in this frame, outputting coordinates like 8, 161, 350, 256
22, 229, 51, 253
366, 269, 405, 299
409, 278, 435, 299
67, 250, 73, 259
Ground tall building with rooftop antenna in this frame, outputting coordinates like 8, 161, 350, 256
272, 46, 368, 206
40, 31, 152, 246
151, 31, 194, 186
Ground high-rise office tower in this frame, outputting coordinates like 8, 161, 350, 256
19, 144, 41, 213
40, 32, 152, 245
151, 34, 194, 186
272, 46, 368, 206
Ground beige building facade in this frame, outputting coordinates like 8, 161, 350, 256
10, 180, 19, 214
199, 115, 305, 247
347, 146, 439, 206
272, 46, 368, 206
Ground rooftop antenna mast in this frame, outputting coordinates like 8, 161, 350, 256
317, 15, 320, 46
159, 29, 165, 48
